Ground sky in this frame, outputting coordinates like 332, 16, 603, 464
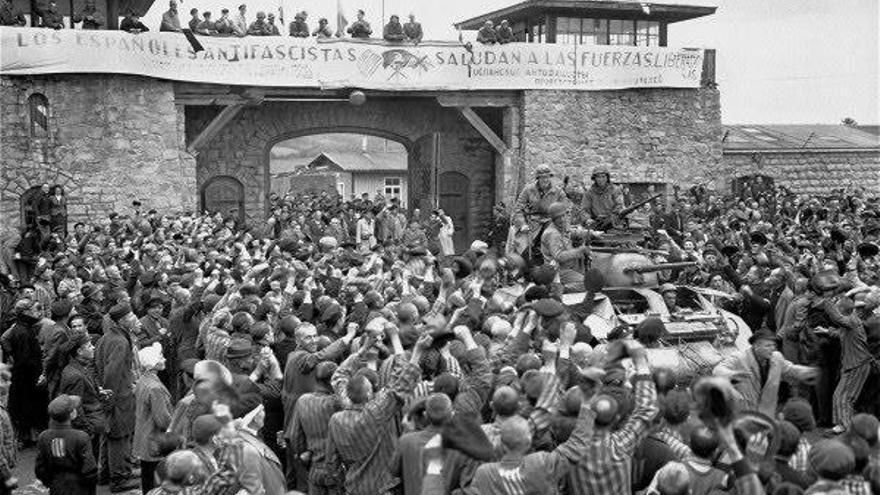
143, 0, 879, 124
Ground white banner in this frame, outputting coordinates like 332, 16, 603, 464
0, 28, 705, 91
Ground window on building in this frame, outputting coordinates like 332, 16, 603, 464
512, 21, 527, 42
636, 20, 659, 46
28, 93, 49, 138
583, 18, 608, 45
554, 17, 609, 45
384, 177, 402, 198
609, 19, 635, 45
556, 17, 578, 44
530, 18, 545, 43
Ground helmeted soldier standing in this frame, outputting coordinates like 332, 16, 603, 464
515, 164, 566, 264
583, 167, 625, 230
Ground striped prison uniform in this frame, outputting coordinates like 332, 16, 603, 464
824, 302, 875, 428
472, 401, 597, 495
326, 353, 421, 495
567, 374, 659, 495
482, 366, 561, 457
287, 388, 343, 494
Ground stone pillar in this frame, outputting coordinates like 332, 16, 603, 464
495, 105, 521, 208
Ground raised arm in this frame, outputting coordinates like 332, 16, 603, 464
450, 326, 492, 418
608, 341, 659, 457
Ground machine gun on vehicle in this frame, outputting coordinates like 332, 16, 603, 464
595, 193, 663, 231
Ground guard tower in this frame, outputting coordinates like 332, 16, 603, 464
455, 0, 716, 46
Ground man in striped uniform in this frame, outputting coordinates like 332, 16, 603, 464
288, 361, 343, 495
817, 296, 877, 432
282, 321, 357, 489
325, 328, 429, 495
567, 339, 660, 495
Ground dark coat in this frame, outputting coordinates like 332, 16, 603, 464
35, 421, 97, 495
0, 315, 47, 430
59, 359, 105, 437
94, 322, 135, 437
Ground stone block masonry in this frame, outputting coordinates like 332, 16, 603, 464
721, 150, 880, 195
0, 74, 197, 242
517, 88, 723, 199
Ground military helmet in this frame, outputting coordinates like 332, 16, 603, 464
591, 167, 611, 179
548, 202, 568, 220
535, 164, 554, 179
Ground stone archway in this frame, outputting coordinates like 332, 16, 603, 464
187, 97, 496, 237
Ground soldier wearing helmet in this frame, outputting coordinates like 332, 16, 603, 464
514, 164, 566, 263
583, 167, 625, 230
541, 202, 590, 292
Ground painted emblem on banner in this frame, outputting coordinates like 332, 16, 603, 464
357, 48, 433, 80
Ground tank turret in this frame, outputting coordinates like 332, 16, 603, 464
589, 247, 697, 288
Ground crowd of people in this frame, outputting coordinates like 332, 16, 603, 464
0, 0, 427, 43
0, 166, 879, 495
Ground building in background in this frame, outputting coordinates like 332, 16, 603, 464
721, 124, 880, 196
281, 151, 408, 204
455, 0, 715, 45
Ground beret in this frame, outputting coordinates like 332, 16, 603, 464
50, 299, 73, 319
532, 298, 565, 318
809, 440, 855, 480
109, 302, 132, 321
531, 265, 556, 286
191, 414, 223, 445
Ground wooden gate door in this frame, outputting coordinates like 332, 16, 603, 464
439, 171, 470, 253
202, 176, 245, 223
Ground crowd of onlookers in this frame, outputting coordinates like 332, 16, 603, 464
0, 173, 878, 495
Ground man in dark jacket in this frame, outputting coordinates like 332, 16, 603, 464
0, 299, 47, 445
72, 0, 103, 29
58, 333, 105, 465
0, 0, 26, 26
119, 12, 149, 33
35, 394, 97, 495
94, 302, 138, 492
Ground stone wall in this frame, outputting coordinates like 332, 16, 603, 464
517, 88, 723, 202
0, 74, 196, 242
721, 150, 880, 195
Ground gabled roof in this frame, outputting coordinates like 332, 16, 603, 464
857, 125, 880, 137
455, 0, 716, 29
722, 124, 880, 151
307, 151, 408, 173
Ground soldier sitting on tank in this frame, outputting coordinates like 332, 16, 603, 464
660, 283, 680, 314
515, 164, 566, 264
583, 167, 625, 230
541, 202, 590, 293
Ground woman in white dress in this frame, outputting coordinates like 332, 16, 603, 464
356, 209, 377, 252
435, 208, 455, 256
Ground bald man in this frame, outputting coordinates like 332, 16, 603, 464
472, 392, 599, 494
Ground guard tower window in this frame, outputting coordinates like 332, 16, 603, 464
29, 93, 49, 138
